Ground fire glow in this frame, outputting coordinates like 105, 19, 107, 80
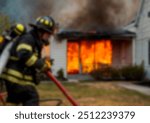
67, 40, 112, 74
42, 46, 50, 58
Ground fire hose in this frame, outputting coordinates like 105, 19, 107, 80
0, 71, 79, 106
46, 71, 79, 106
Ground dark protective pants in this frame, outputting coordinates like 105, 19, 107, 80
5, 81, 39, 106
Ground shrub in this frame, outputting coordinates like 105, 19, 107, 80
90, 64, 145, 81
121, 64, 145, 81
90, 65, 121, 81
57, 68, 66, 80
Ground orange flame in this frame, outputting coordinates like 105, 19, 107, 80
67, 42, 80, 74
80, 40, 95, 73
94, 40, 112, 68
67, 40, 112, 74
42, 46, 50, 59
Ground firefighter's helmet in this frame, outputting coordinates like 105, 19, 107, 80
2, 23, 26, 40
10, 23, 26, 37
29, 16, 56, 33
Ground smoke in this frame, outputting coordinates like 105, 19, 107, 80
0, 0, 140, 30
68, 0, 140, 30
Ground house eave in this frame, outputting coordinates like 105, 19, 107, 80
57, 29, 136, 41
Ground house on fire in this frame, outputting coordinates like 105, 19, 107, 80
49, 0, 150, 79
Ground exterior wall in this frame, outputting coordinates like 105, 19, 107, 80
50, 38, 134, 79
136, 0, 150, 78
50, 38, 67, 78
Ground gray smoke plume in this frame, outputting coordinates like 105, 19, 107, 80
0, 0, 140, 30
68, 0, 140, 30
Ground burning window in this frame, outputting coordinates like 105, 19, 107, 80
80, 40, 95, 73
67, 42, 80, 74
67, 40, 112, 74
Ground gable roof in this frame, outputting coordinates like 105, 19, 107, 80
124, 0, 145, 32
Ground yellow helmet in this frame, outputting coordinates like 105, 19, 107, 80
10, 23, 26, 37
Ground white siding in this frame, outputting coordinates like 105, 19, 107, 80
50, 38, 67, 78
136, 0, 150, 77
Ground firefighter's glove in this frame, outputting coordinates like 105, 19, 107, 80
41, 59, 51, 72
35, 58, 51, 72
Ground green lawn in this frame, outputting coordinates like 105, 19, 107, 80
0, 82, 150, 106
37, 82, 150, 106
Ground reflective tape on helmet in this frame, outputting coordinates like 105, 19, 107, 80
14, 28, 22, 35
17, 43, 32, 52
44, 20, 49, 25
26, 54, 38, 67
49, 22, 53, 27
44, 20, 53, 27
14, 24, 25, 35
40, 19, 44, 23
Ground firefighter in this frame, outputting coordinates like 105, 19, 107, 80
0, 16, 56, 106
0, 23, 26, 54
0, 23, 26, 93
